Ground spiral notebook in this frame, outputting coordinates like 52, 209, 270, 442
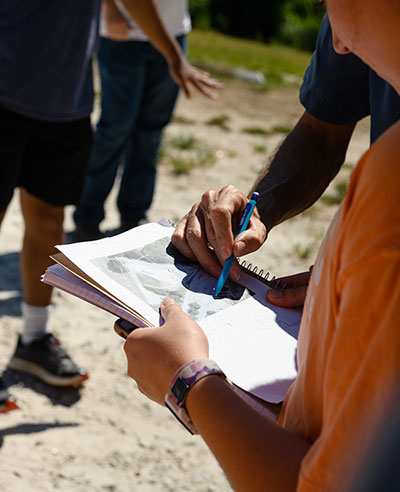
42, 221, 301, 404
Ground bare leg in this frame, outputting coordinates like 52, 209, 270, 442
19, 188, 64, 306
9, 190, 88, 386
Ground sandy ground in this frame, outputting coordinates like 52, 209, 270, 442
0, 76, 370, 491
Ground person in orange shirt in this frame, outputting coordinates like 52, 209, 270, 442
122, 1, 400, 490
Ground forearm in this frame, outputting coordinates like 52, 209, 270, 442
186, 376, 310, 492
104, 0, 127, 20
119, 0, 182, 63
252, 112, 355, 232
103, 0, 119, 12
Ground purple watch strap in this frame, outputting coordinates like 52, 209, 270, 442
165, 359, 225, 434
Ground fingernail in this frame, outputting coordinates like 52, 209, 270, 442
220, 247, 230, 261
268, 289, 284, 300
235, 241, 247, 257
162, 298, 175, 307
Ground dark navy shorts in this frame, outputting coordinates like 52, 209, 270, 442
0, 104, 93, 210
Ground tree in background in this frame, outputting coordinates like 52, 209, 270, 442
189, 0, 324, 51
280, 0, 324, 51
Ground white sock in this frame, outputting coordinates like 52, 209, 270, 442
21, 302, 53, 345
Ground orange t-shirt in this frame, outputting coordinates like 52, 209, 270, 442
277, 120, 400, 491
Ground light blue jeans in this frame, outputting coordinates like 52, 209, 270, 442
74, 35, 185, 227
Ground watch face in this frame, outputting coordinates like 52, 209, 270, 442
172, 376, 190, 402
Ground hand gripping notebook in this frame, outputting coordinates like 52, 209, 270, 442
42, 221, 302, 404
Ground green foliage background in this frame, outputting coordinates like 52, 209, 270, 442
189, 0, 325, 51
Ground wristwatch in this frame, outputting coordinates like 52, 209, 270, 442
165, 359, 225, 434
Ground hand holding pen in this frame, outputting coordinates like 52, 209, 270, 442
171, 186, 267, 281
214, 192, 259, 297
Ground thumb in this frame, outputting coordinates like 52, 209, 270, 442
160, 298, 184, 321
233, 218, 267, 257
267, 285, 308, 308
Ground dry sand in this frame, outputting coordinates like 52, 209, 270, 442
0, 78, 369, 491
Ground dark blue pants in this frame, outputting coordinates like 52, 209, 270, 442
74, 35, 185, 227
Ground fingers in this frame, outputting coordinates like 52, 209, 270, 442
267, 285, 308, 308
186, 68, 223, 100
172, 204, 222, 278
274, 271, 311, 288
172, 208, 202, 262
123, 297, 209, 404
233, 212, 267, 257
204, 188, 238, 260
159, 298, 184, 320
172, 186, 268, 279
169, 60, 223, 100
266, 271, 311, 308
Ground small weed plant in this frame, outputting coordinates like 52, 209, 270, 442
161, 133, 217, 175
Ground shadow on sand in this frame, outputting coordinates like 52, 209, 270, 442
0, 251, 22, 317
2, 367, 84, 409
0, 421, 79, 448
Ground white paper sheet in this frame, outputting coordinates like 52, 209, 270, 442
54, 222, 302, 403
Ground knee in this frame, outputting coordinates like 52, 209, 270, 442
25, 203, 64, 241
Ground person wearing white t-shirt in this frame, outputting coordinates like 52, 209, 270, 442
73, 0, 192, 239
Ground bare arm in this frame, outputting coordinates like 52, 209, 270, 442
253, 110, 355, 232
119, 0, 222, 98
124, 299, 310, 492
172, 111, 355, 281
187, 376, 310, 492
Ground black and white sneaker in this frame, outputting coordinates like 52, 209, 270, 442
0, 377, 18, 413
8, 334, 89, 387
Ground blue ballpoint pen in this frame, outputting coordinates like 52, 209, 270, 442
214, 192, 259, 298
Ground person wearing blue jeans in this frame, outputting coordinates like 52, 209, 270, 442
73, 0, 192, 240
74, 35, 185, 237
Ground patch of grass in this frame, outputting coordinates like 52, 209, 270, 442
169, 148, 216, 175
253, 144, 267, 153
169, 135, 200, 150
158, 144, 168, 160
172, 114, 195, 125
242, 124, 293, 137
242, 127, 269, 136
174, 183, 188, 191
226, 149, 237, 158
206, 114, 231, 131
291, 223, 325, 261
188, 28, 311, 90
271, 124, 292, 135
161, 135, 217, 175
292, 243, 314, 260
342, 161, 354, 170
301, 204, 319, 218
321, 180, 349, 206
169, 156, 198, 174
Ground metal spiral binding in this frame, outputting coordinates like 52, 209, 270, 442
239, 259, 283, 289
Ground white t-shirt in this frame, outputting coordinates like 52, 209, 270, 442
101, 0, 191, 40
